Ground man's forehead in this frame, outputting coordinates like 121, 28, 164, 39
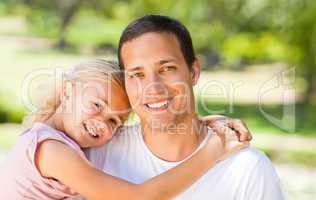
122, 40, 184, 70
126, 31, 179, 44
130, 33, 179, 48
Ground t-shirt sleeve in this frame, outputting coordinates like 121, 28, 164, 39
26, 127, 86, 197
244, 154, 284, 200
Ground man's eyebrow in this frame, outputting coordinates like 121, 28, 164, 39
157, 59, 176, 65
125, 66, 143, 72
125, 59, 176, 71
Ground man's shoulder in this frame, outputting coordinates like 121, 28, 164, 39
225, 147, 279, 180
222, 147, 275, 173
178, 147, 282, 200
223, 148, 283, 199
213, 147, 280, 186
232, 147, 269, 164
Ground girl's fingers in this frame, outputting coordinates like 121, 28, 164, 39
226, 118, 252, 142
211, 121, 238, 141
200, 115, 227, 131
201, 116, 253, 142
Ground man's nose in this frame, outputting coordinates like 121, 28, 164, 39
144, 73, 167, 96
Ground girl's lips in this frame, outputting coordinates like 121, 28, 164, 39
83, 120, 107, 139
83, 122, 99, 139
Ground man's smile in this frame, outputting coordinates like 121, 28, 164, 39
144, 97, 174, 111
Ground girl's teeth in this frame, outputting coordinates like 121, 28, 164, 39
95, 121, 106, 132
87, 126, 97, 137
84, 120, 106, 138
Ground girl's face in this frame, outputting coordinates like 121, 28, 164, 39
60, 80, 130, 148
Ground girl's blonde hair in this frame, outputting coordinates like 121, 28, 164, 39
23, 59, 125, 128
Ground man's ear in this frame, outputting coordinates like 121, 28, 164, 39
191, 58, 201, 86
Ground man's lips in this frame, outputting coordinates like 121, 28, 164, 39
144, 97, 174, 111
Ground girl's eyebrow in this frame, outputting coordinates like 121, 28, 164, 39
96, 85, 108, 103
102, 99, 109, 107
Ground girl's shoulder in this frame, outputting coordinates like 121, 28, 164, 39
15, 122, 86, 175
21, 122, 84, 156
0, 123, 84, 199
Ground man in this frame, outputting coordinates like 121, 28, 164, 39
76, 15, 283, 199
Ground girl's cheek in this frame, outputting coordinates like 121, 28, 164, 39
101, 122, 115, 138
84, 107, 98, 115
103, 121, 112, 132
79, 101, 98, 115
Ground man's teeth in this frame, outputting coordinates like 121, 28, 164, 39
146, 100, 168, 109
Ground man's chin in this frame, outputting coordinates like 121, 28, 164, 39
143, 116, 178, 129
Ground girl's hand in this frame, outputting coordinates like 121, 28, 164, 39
200, 115, 252, 142
206, 120, 250, 162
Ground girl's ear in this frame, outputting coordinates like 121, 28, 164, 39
62, 81, 74, 102
191, 58, 201, 86
60, 81, 75, 113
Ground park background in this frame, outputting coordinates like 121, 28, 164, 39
0, 0, 315, 199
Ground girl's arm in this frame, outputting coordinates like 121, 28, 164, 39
36, 133, 247, 200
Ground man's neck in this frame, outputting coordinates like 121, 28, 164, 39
141, 113, 207, 162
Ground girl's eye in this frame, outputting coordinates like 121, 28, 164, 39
93, 102, 102, 112
128, 72, 144, 78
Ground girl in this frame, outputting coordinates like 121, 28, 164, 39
0, 59, 250, 200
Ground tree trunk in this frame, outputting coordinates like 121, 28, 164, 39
56, 0, 83, 49
296, 48, 316, 128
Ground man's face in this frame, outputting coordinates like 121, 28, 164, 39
121, 32, 200, 128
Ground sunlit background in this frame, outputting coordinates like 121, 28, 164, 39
0, 0, 315, 199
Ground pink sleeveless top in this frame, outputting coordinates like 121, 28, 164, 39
0, 123, 86, 199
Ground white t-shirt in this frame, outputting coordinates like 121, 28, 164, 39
73, 124, 284, 200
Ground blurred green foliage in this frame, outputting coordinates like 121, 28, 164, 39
0, 92, 25, 123
1, 1, 313, 64
260, 147, 316, 167
0, 1, 298, 55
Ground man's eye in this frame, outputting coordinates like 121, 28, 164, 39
161, 66, 177, 72
128, 72, 144, 78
